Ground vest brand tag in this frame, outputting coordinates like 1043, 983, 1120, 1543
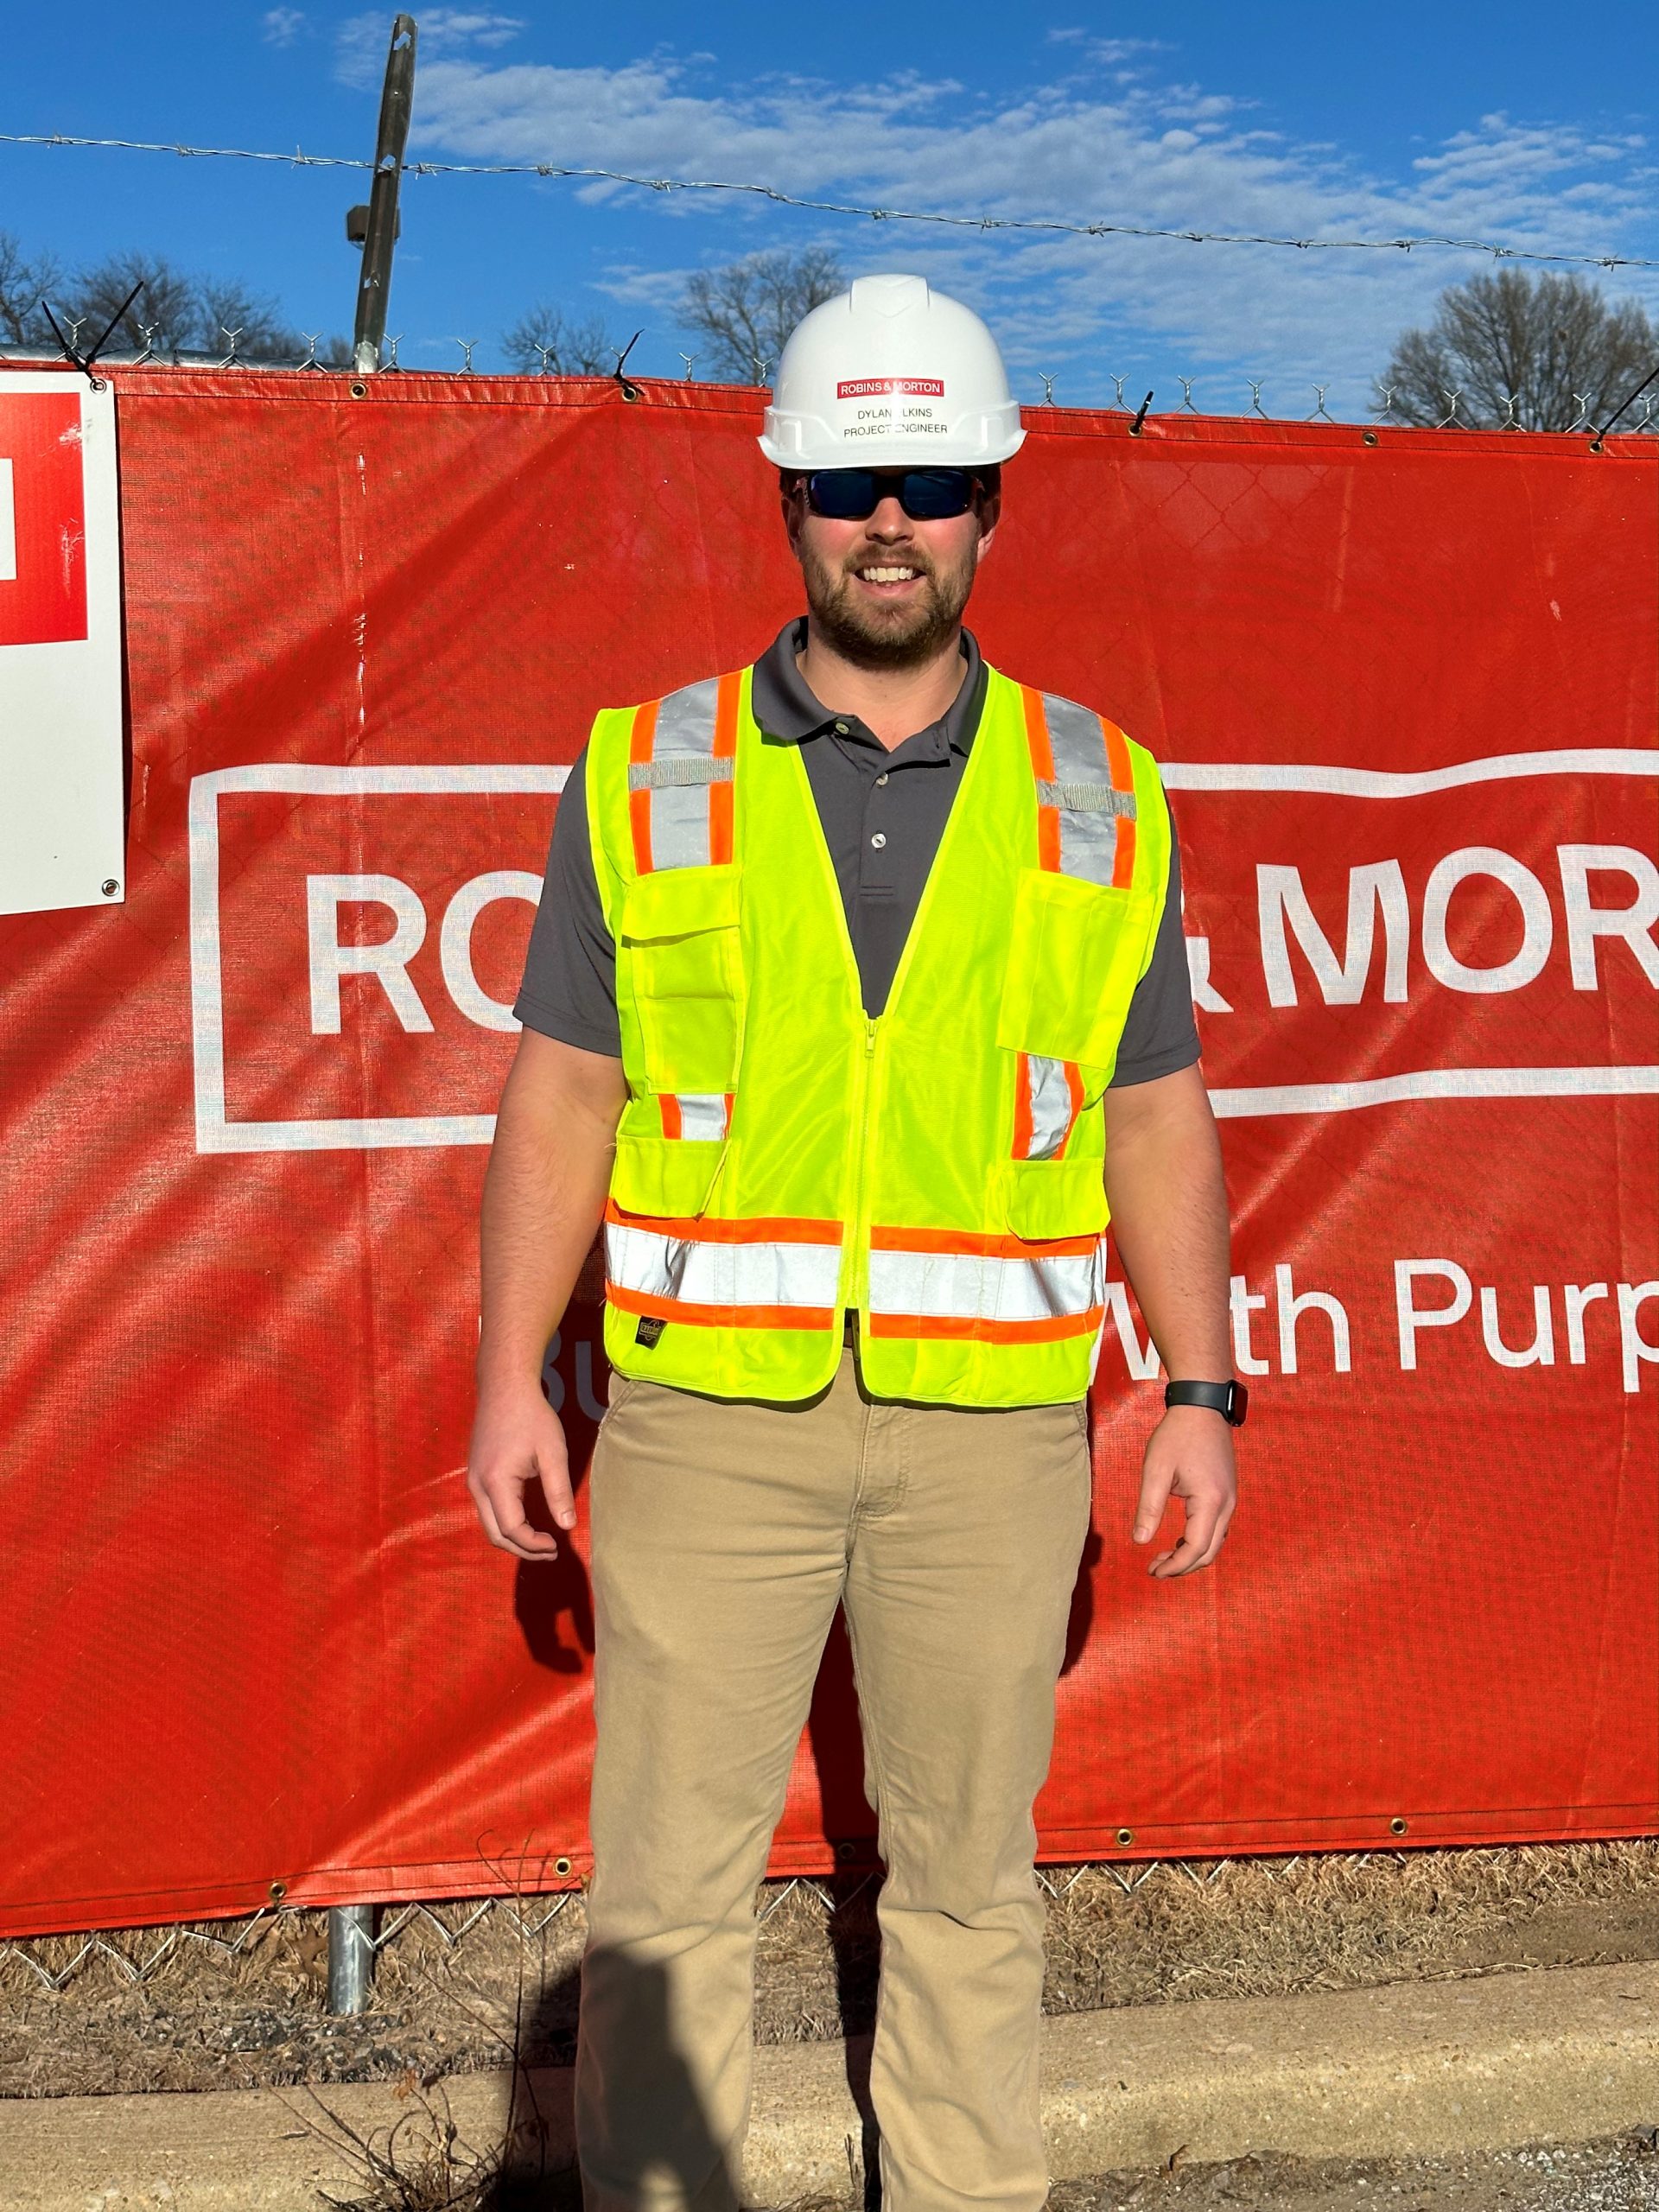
635, 1316, 666, 1349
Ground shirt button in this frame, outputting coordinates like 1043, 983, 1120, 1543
871, 832, 887, 849
834, 720, 850, 735
876, 772, 889, 785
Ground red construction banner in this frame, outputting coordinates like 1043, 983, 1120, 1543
1, 366, 1655, 1937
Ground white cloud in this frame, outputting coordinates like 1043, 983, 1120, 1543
388, 42, 1658, 408
262, 7, 306, 46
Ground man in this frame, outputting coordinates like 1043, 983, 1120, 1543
468, 274, 1240, 2210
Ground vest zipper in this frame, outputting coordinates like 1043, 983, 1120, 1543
848, 1014, 880, 1336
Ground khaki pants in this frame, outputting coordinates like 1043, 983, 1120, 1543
576, 1350, 1091, 2212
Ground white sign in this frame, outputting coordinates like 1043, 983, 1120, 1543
0, 372, 124, 915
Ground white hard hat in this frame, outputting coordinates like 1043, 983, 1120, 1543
759, 273, 1026, 470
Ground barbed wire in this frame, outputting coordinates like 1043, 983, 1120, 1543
3, 130, 1656, 271
8, 336, 1657, 429
10, 336, 1659, 431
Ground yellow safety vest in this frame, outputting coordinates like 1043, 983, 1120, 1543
586, 658, 1172, 1408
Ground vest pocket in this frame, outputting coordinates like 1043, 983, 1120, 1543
996, 869, 1154, 1072
996, 1157, 1109, 1243
610, 1130, 730, 1219
620, 865, 743, 1095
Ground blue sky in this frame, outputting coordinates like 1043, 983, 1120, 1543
4, 3, 1658, 411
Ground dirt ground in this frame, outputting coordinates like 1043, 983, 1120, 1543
1050, 2133, 1659, 2212
257, 2121, 1659, 2212
4, 1840, 1659, 2100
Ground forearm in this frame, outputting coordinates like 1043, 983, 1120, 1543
477, 1034, 625, 1398
1103, 1064, 1232, 1379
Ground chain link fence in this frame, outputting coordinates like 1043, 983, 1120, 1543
7, 1843, 1649, 2003
0, 1857, 1281, 1999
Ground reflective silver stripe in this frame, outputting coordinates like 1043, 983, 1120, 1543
650, 677, 722, 868
1034, 779, 1134, 815
1024, 1055, 1075, 1160
606, 1224, 842, 1311
628, 757, 735, 791
868, 1245, 1103, 1325
1040, 693, 1135, 885
673, 1093, 728, 1141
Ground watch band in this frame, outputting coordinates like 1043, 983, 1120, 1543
1164, 1378, 1248, 1427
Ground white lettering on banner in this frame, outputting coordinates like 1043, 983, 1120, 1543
1230, 1274, 1272, 1376
1395, 1259, 1473, 1369
1185, 933, 1233, 1013
1395, 1262, 1657, 1392
190, 751, 1659, 1153
1099, 1261, 1659, 1391
1275, 1264, 1351, 1375
1564, 1282, 1610, 1363
307, 868, 543, 1038
1558, 847, 1659, 990
1421, 847, 1554, 995
439, 870, 542, 1033
1479, 1284, 1554, 1367
307, 874, 435, 1034
1254, 842, 1659, 1007
1618, 1284, 1659, 1395
1259, 861, 1410, 1007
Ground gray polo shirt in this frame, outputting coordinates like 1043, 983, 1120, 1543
514, 619, 1199, 1086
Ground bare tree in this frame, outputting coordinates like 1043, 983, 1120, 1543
681, 247, 845, 383
0, 231, 61, 347
194, 277, 315, 360
502, 304, 620, 374
67, 253, 207, 354
54, 252, 321, 359
1378, 270, 1659, 430
3, 234, 343, 364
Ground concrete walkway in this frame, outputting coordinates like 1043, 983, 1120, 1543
3, 1956, 1657, 2209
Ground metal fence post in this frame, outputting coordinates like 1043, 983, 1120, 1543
349, 14, 417, 376
327, 1903, 377, 2013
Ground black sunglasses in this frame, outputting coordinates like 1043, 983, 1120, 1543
803, 467, 982, 522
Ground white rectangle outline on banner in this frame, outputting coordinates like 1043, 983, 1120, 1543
189, 764, 570, 1154
189, 750, 1659, 1154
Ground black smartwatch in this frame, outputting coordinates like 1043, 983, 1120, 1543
1164, 1378, 1248, 1427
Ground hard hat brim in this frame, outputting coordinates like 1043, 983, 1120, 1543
758, 423, 1027, 469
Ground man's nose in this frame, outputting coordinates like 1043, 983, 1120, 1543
866, 496, 912, 537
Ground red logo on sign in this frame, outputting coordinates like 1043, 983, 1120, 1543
0, 391, 88, 648
836, 378, 945, 400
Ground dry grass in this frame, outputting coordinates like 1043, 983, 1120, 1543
1034, 1839, 1659, 2011
3, 1840, 1658, 2102
747, 1839, 1659, 2031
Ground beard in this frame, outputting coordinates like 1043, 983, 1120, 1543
798, 535, 978, 671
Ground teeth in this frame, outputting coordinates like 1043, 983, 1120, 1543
861, 567, 917, 583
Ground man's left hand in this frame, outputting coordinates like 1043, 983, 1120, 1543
1131, 1408, 1237, 1578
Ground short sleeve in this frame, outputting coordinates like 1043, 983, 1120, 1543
1107, 811, 1201, 1089
512, 743, 623, 1056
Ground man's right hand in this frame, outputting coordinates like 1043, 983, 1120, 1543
467, 1384, 579, 1561
469, 1031, 626, 1564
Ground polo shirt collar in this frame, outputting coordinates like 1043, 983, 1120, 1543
750, 617, 985, 759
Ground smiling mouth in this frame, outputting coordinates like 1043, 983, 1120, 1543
855, 565, 923, 588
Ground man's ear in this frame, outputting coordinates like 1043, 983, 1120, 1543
975, 489, 1001, 560
780, 475, 805, 563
